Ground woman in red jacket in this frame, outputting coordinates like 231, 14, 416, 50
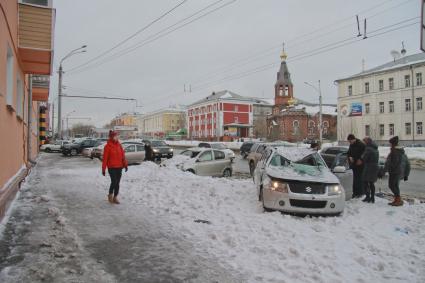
102, 131, 128, 204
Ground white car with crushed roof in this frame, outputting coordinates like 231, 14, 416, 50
254, 146, 345, 216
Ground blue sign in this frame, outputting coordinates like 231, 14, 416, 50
350, 103, 362, 116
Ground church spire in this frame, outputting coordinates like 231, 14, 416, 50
280, 42, 287, 62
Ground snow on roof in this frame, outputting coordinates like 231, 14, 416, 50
336, 53, 425, 82
274, 147, 315, 161
294, 104, 337, 116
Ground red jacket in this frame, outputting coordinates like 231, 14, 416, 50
102, 140, 128, 171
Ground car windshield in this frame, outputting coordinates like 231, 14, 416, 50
151, 141, 167, 147
181, 150, 200, 158
211, 143, 226, 149
269, 152, 326, 175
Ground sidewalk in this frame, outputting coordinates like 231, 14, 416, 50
0, 154, 240, 283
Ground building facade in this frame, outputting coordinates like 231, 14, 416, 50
138, 107, 186, 138
336, 53, 425, 146
0, 0, 55, 219
267, 48, 337, 143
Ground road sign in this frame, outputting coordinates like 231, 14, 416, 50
422, 0, 425, 52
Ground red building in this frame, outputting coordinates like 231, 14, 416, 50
267, 48, 337, 143
187, 90, 255, 141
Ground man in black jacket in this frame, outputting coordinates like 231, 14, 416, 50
347, 134, 366, 198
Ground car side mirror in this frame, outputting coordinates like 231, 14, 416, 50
196, 159, 200, 163
333, 166, 346, 173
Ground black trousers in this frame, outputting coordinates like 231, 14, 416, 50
108, 168, 122, 196
388, 174, 401, 197
352, 166, 364, 197
364, 181, 375, 199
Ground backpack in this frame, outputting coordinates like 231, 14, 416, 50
400, 153, 411, 178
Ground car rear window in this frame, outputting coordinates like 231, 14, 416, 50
198, 143, 211, 148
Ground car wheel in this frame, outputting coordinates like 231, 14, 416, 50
223, 168, 232, 178
45, 148, 51, 153
249, 161, 255, 176
70, 149, 78, 156
186, 169, 195, 174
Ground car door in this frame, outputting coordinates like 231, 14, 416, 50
194, 150, 214, 176
124, 145, 137, 164
136, 145, 146, 163
213, 150, 228, 175
332, 153, 353, 200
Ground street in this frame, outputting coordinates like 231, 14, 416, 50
1, 153, 424, 283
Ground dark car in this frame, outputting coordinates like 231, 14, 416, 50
320, 146, 348, 168
143, 140, 173, 160
240, 142, 254, 158
62, 139, 101, 156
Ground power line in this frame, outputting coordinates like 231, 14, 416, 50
66, 0, 188, 73
67, 0, 235, 75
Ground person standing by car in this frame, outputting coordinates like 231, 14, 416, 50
361, 137, 379, 203
347, 134, 366, 198
384, 136, 410, 206
144, 141, 155, 162
102, 131, 128, 204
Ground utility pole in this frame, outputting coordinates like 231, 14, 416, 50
51, 98, 55, 138
57, 64, 63, 139
318, 80, 323, 146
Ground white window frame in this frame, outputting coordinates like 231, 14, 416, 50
379, 80, 384, 91
379, 102, 384, 113
365, 103, 370, 114
417, 97, 423, 111
16, 73, 24, 119
389, 123, 394, 136
405, 75, 411, 88
416, 122, 423, 135
6, 45, 14, 109
364, 82, 369, 94
405, 99, 411, 112
379, 124, 385, 136
416, 73, 423, 86
405, 123, 411, 135
389, 78, 394, 90
389, 101, 394, 113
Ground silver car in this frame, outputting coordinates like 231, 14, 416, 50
180, 147, 233, 177
254, 146, 345, 216
124, 144, 146, 165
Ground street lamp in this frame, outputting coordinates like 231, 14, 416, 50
57, 45, 87, 139
304, 80, 323, 146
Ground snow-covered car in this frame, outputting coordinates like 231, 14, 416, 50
248, 142, 296, 176
198, 142, 235, 161
254, 146, 345, 216
40, 140, 69, 152
176, 147, 233, 177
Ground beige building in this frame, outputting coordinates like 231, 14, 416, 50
138, 107, 186, 138
336, 53, 425, 146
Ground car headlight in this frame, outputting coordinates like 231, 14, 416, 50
169, 148, 173, 152
153, 149, 159, 153
327, 184, 342, 196
264, 177, 289, 193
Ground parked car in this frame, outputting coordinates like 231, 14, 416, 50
253, 146, 346, 216
240, 141, 254, 159
142, 140, 173, 160
123, 144, 146, 164
82, 147, 95, 158
198, 142, 236, 160
40, 140, 69, 153
62, 139, 101, 156
248, 142, 296, 176
178, 147, 233, 177
91, 142, 107, 159
320, 146, 348, 168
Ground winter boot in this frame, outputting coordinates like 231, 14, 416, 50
108, 194, 113, 203
370, 187, 375, 203
388, 196, 396, 205
391, 196, 403, 206
362, 195, 371, 203
113, 196, 120, 204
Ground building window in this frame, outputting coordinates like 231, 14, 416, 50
235, 105, 239, 112
379, 80, 384, 91
389, 78, 394, 90
365, 103, 370, 114
405, 123, 411, 135
405, 75, 411, 88
16, 74, 24, 119
389, 101, 394, 113
417, 122, 423, 135
348, 85, 352, 96
405, 99, 411, 112
379, 124, 385, 136
389, 124, 394, 136
365, 82, 369, 94
293, 120, 299, 135
417, 97, 423, 111
308, 127, 314, 135
308, 120, 315, 128
6, 45, 14, 108
365, 125, 370, 136
234, 116, 239, 123
417, 73, 423, 86
379, 102, 384, 113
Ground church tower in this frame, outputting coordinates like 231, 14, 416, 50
274, 43, 294, 114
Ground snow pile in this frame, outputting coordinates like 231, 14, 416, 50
122, 163, 425, 283
378, 146, 425, 161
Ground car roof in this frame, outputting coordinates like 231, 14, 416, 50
270, 146, 315, 161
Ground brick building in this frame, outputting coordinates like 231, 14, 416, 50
267, 48, 337, 143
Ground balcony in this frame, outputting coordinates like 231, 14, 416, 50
32, 75, 50, 101
18, 3, 55, 75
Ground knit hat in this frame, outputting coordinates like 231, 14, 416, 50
347, 134, 356, 141
389, 136, 399, 146
109, 130, 118, 139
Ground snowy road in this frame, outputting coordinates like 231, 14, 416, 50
1, 153, 425, 282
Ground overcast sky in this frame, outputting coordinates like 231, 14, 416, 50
50, 0, 420, 128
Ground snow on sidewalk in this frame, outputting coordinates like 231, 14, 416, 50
121, 162, 425, 283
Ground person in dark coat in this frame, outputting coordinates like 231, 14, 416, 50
361, 137, 379, 203
144, 141, 155, 162
347, 134, 366, 198
384, 136, 411, 206
310, 142, 320, 151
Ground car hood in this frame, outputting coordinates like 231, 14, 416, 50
266, 164, 340, 184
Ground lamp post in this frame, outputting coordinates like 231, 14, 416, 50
57, 45, 87, 139
304, 80, 323, 146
